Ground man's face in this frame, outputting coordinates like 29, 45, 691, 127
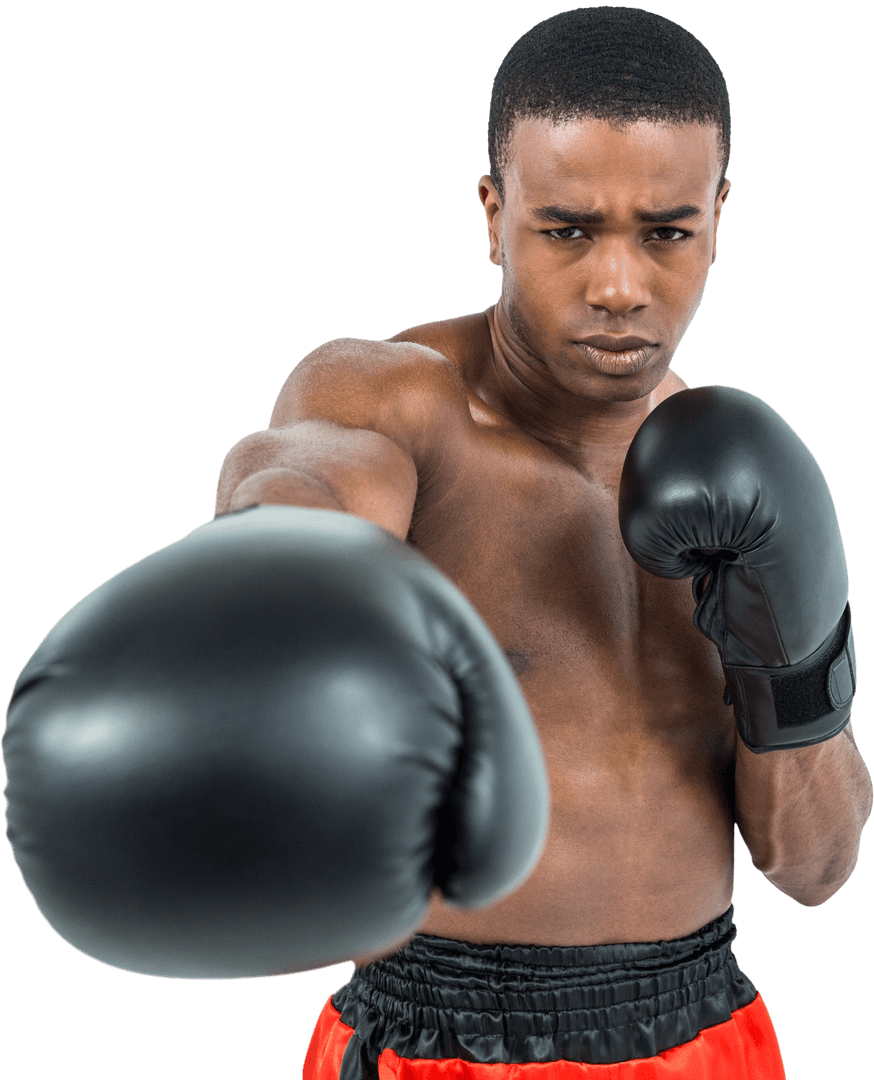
480, 117, 730, 402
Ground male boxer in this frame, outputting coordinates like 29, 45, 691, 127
238, 8, 869, 1077
4, 7, 871, 1079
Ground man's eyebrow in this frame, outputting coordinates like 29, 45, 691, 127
531, 204, 704, 225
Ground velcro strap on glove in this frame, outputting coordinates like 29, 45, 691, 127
724, 603, 855, 753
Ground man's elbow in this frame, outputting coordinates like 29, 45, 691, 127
764, 854, 858, 907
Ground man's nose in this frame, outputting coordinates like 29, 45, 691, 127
582, 241, 652, 315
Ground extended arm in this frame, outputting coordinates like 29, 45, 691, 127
214, 336, 468, 541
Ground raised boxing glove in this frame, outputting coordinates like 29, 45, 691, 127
618, 386, 855, 754
4, 506, 549, 977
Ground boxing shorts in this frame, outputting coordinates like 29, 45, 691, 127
303, 906, 785, 1078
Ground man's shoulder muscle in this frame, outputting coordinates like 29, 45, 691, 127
270, 332, 471, 481
388, 311, 491, 377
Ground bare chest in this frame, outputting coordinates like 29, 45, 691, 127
409, 406, 730, 737
390, 397, 739, 952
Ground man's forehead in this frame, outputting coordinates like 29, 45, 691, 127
505, 116, 721, 204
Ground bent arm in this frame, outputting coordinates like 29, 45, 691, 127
734, 721, 873, 905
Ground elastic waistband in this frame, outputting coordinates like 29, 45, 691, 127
332, 906, 758, 1066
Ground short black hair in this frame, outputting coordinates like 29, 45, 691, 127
488, 7, 730, 203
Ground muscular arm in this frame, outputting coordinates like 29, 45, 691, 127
734, 721, 873, 905
215, 422, 418, 539
214, 337, 467, 541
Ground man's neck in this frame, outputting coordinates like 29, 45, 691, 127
478, 302, 662, 474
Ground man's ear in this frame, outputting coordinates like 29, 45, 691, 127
711, 178, 730, 265
479, 175, 502, 267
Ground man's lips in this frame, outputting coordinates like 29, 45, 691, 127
577, 335, 656, 350
574, 335, 657, 375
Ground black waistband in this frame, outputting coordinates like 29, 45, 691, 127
331, 906, 758, 1068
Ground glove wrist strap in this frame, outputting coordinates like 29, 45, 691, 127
725, 603, 855, 753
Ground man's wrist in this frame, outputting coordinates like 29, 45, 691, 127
725, 603, 856, 753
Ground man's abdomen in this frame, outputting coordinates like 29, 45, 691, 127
416, 730, 736, 948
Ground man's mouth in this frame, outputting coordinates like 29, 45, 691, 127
574, 336, 657, 375
578, 335, 655, 351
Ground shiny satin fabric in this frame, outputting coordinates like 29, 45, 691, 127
303, 907, 786, 1078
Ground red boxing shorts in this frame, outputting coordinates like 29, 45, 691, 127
304, 906, 785, 1079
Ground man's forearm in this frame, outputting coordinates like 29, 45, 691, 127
734, 722, 873, 904
216, 466, 345, 517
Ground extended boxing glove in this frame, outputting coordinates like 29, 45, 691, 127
618, 386, 855, 754
4, 505, 549, 977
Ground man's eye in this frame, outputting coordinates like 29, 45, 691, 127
650, 227, 692, 242
546, 227, 587, 241
545, 226, 693, 243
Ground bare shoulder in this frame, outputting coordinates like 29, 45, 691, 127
268, 329, 472, 477
271, 335, 468, 423
387, 310, 491, 368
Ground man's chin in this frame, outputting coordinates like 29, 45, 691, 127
557, 353, 673, 404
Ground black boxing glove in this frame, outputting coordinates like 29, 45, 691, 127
4, 506, 549, 977
619, 386, 855, 754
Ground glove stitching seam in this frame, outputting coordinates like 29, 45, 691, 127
745, 558, 790, 667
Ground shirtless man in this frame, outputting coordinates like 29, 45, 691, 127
227, 7, 867, 1075
4, 7, 870, 1078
